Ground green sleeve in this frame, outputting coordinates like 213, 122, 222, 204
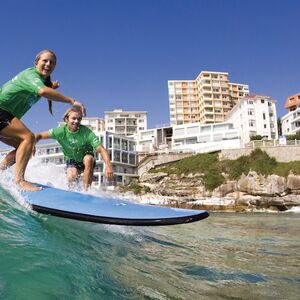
86, 128, 102, 149
20, 69, 45, 95
49, 126, 62, 140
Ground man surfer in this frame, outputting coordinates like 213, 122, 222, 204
35, 106, 114, 191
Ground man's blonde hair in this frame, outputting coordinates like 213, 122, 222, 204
63, 106, 82, 122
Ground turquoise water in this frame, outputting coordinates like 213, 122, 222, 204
0, 186, 300, 300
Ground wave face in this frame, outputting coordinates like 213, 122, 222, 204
0, 157, 300, 299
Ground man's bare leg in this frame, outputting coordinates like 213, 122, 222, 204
82, 155, 94, 191
67, 167, 79, 190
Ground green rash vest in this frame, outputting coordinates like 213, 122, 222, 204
0, 67, 46, 119
49, 124, 102, 162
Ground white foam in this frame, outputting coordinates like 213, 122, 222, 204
285, 206, 300, 213
26, 156, 68, 189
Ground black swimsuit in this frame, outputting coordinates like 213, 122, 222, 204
0, 108, 15, 132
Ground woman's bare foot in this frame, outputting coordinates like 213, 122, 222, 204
16, 180, 42, 191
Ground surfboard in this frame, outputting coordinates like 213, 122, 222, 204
22, 184, 209, 226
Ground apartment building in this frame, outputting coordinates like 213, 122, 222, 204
104, 108, 147, 136
225, 94, 278, 146
281, 92, 300, 136
168, 71, 249, 126
81, 117, 105, 132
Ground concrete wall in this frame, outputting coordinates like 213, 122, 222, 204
138, 153, 192, 176
220, 145, 300, 162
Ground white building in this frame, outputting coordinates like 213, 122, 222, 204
281, 92, 300, 136
171, 122, 241, 153
225, 94, 278, 146
132, 121, 241, 154
104, 108, 147, 136
134, 125, 173, 153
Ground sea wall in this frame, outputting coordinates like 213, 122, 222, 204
220, 145, 300, 162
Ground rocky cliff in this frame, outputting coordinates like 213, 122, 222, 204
132, 171, 300, 212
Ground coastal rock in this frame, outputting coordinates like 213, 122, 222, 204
287, 173, 300, 192
237, 172, 286, 196
281, 194, 300, 206
139, 172, 168, 183
132, 169, 300, 212
212, 181, 236, 197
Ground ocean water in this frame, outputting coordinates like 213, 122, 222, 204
0, 159, 300, 299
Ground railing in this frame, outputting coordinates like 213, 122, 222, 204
246, 139, 300, 148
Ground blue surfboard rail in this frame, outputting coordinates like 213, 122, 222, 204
22, 184, 209, 226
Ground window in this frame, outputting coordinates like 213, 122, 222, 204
249, 120, 255, 127
174, 128, 185, 136
263, 113, 266, 120
187, 126, 199, 134
113, 150, 120, 162
261, 99, 265, 103
122, 152, 128, 163
248, 109, 254, 116
129, 154, 136, 165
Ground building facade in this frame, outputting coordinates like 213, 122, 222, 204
134, 125, 173, 153
104, 108, 147, 136
225, 94, 278, 146
281, 92, 300, 136
133, 122, 242, 154
171, 122, 241, 153
168, 71, 249, 126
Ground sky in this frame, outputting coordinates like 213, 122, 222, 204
0, 0, 299, 140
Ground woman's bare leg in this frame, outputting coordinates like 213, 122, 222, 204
0, 118, 40, 191
0, 149, 17, 170
0, 136, 19, 170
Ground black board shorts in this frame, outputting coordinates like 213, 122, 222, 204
0, 108, 15, 132
66, 158, 95, 173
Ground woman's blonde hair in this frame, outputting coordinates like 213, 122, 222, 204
63, 106, 82, 122
34, 49, 57, 65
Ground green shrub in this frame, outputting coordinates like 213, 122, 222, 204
143, 186, 151, 193
121, 182, 151, 195
227, 155, 250, 180
249, 148, 277, 175
203, 171, 225, 191
250, 135, 263, 141
152, 153, 220, 175
286, 132, 300, 140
